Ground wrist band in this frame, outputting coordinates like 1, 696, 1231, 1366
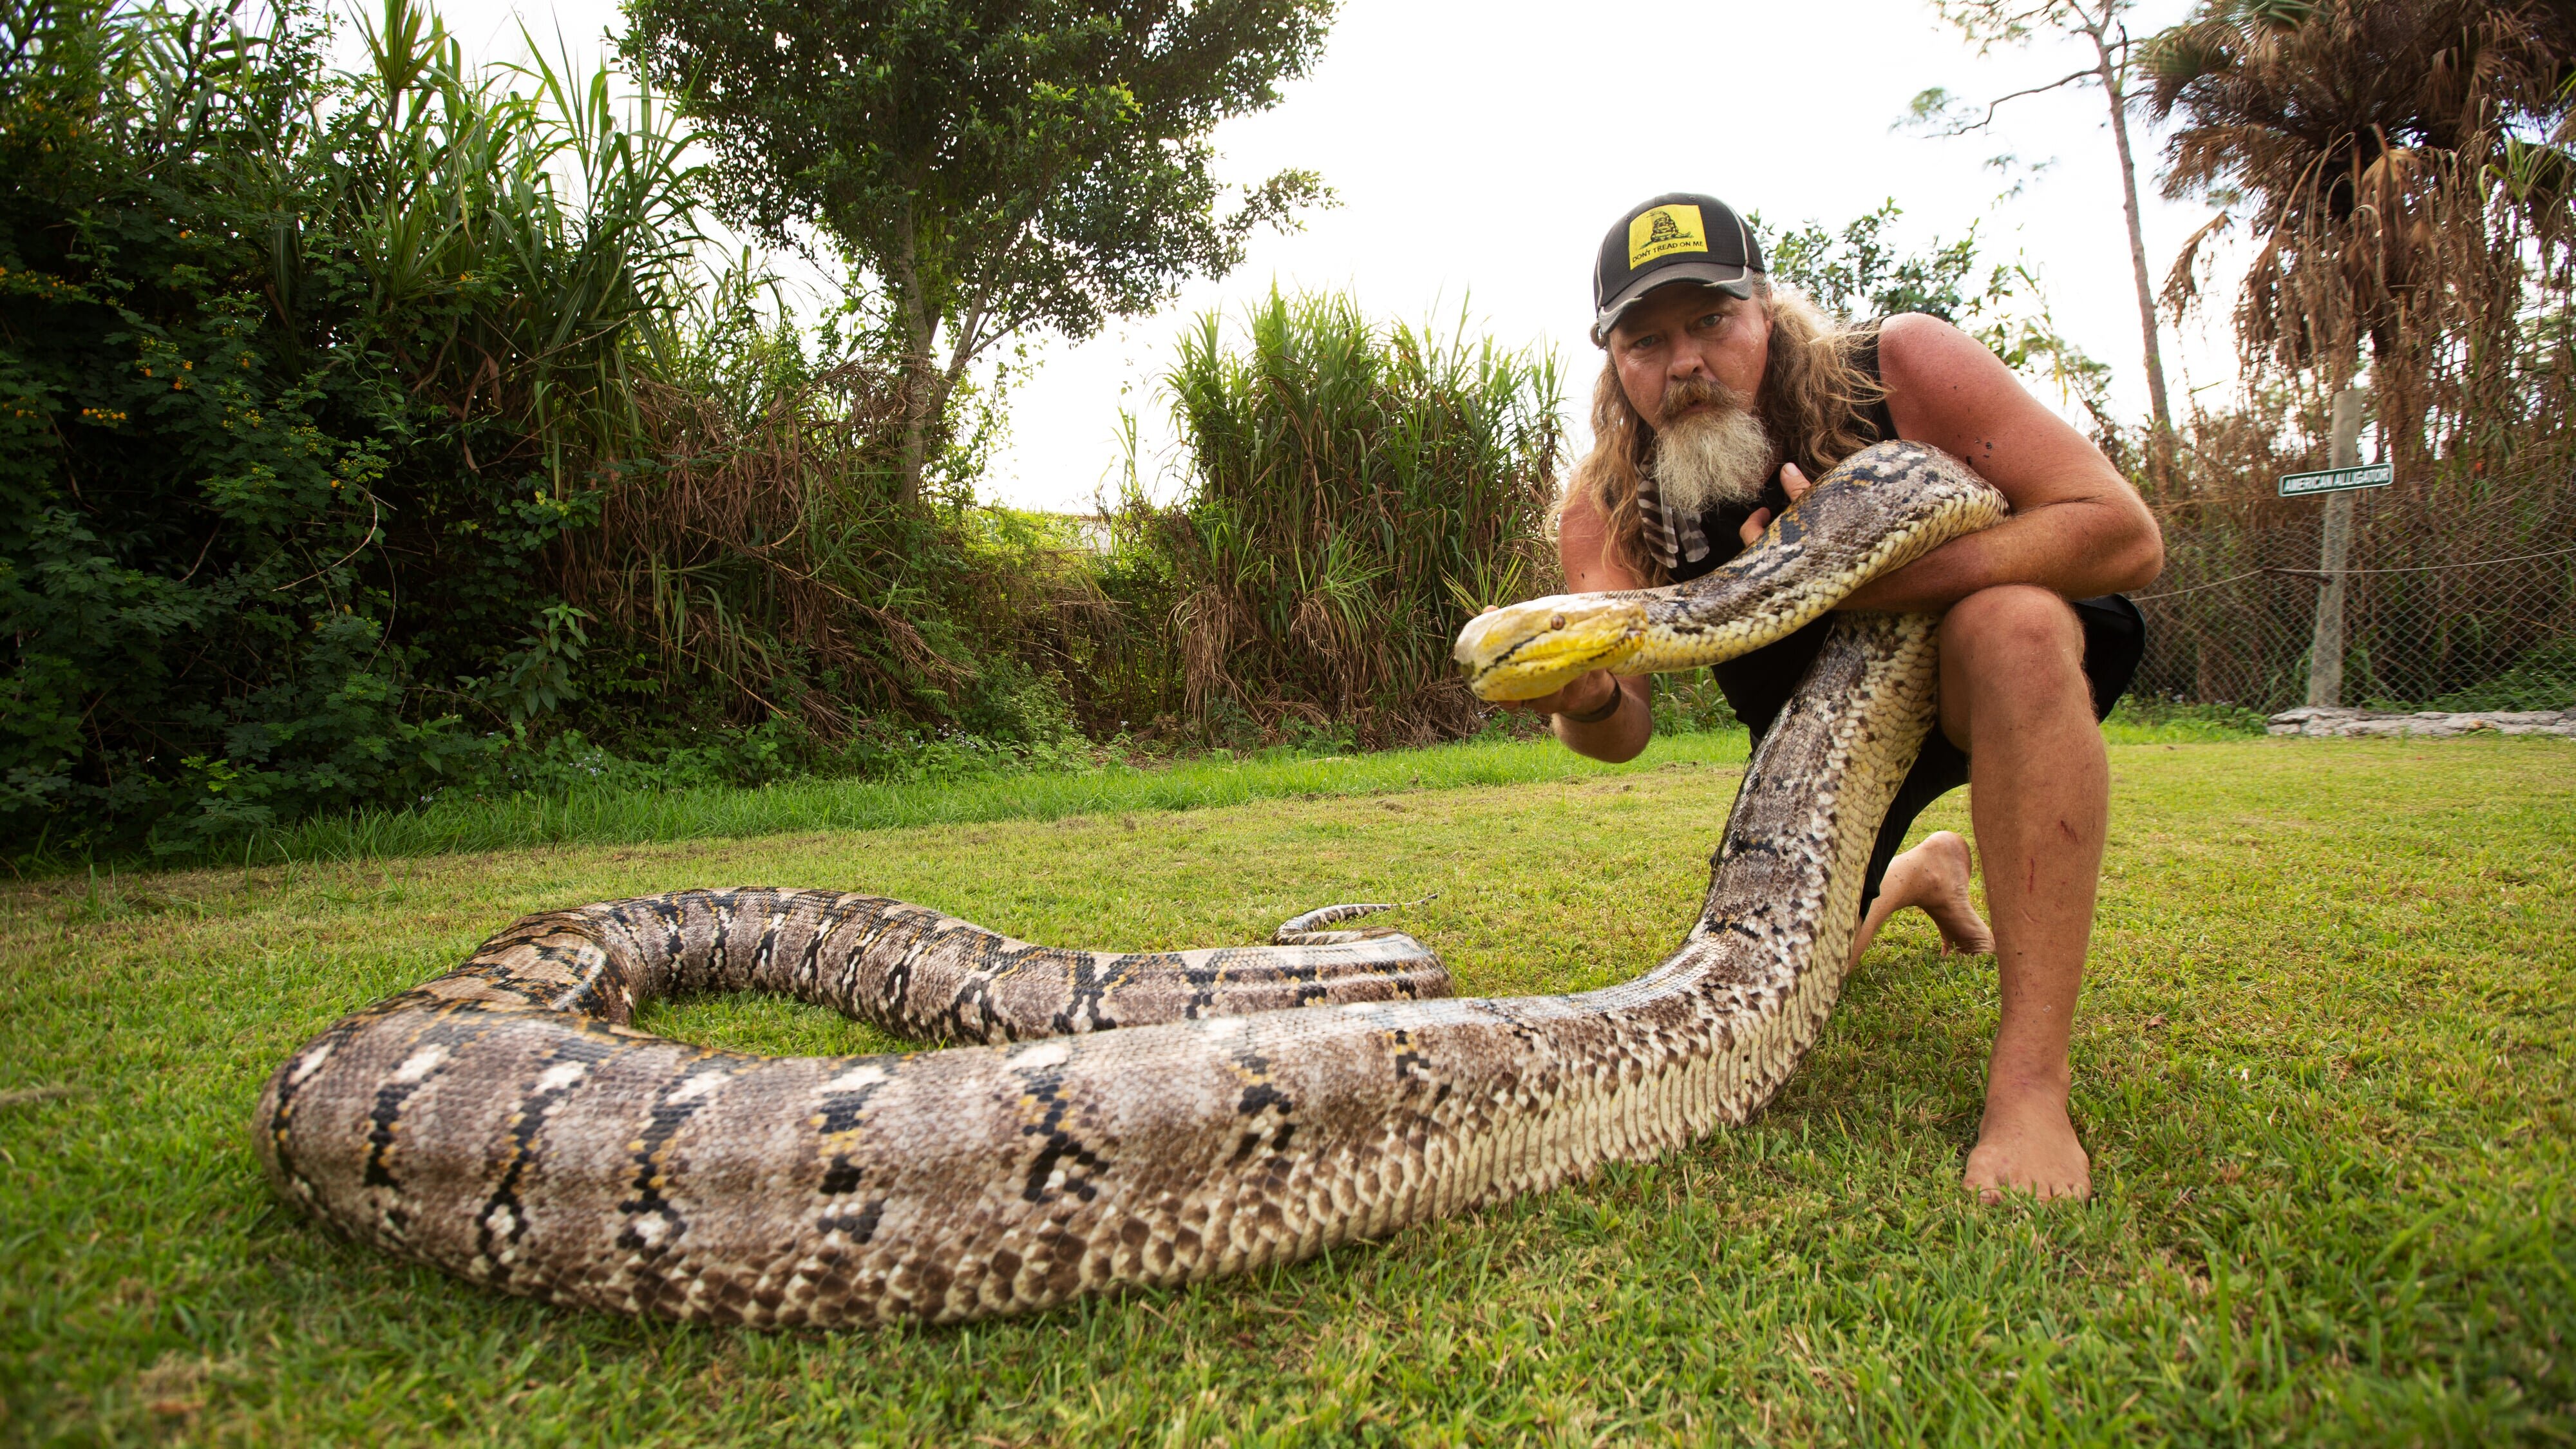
1555, 684, 1626, 726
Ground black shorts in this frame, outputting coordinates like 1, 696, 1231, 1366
1713, 594, 2146, 911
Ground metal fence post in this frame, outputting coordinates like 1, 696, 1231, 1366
2305, 389, 2365, 708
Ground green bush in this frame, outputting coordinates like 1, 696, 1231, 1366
2103, 695, 2269, 739
0, 0, 1136, 862
1650, 673, 1741, 735
0, 0, 712, 853
2423, 634, 2576, 712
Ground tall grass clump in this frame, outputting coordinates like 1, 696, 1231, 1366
335, 0, 702, 498
1137, 290, 1562, 746
556, 272, 1128, 752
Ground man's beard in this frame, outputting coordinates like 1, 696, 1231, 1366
1649, 377, 1774, 516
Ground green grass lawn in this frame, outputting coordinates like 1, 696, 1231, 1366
170, 706, 2244, 873
204, 730, 1758, 871
4, 737, 2571, 1445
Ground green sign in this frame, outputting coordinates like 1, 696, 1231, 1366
2278, 462, 2394, 497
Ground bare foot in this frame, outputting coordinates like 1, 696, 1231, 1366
1883, 831, 1994, 956
1963, 1079, 2092, 1205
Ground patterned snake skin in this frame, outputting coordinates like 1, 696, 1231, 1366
256, 440, 2006, 1329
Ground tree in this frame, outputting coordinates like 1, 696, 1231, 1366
1907, 0, 2175, 478
2141, 1, 2575, 715
2142, 0, 2573, 450
2143, 4, 2566, 399
621, 0, 1334, 506
1761, 200, 2121, 451
1762, 199, 2011, 324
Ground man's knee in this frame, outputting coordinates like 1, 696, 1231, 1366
1940, 586, 2084, 679
1938, 587, 2092, 747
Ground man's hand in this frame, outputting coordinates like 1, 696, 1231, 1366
1737, 462, 1814, 547
1493, 667, 1622, 721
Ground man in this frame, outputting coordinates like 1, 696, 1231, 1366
1509, 194, 2164, 1202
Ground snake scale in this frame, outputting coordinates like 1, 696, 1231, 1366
256, 439, 2006, 1329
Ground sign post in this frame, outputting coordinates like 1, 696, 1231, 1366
2288, 390, 2380, 708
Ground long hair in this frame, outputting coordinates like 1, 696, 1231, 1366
1571, 289, 1887, 585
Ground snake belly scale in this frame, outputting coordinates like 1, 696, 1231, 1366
255, 439, 2007, 1329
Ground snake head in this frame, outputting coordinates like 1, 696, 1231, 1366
1454, 592, 1651, 701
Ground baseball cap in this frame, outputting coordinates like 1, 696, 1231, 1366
1591, 193, 1766, 345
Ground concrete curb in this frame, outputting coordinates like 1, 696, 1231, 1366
2266, 706, 2576, 738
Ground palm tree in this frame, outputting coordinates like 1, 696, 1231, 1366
2143, 0, 2573, 453
2141, 0, 2575, 712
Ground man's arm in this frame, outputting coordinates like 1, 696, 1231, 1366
1504, 490, 1653, 762
1816, 314, 2164, 612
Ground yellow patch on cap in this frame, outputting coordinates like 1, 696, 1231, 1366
1627, 204, 1708, 269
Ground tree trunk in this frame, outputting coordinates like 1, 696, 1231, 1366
896, 391, 931, 508
2089, 10, 2175, 487
896, 361, 952, 509
890, 212, 940, 508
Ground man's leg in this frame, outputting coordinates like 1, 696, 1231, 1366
1937, 585, 2105, 1203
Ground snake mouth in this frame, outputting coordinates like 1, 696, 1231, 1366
1454, 594, 1650, 701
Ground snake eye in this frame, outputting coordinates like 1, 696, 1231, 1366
1548, 612, 1566, 630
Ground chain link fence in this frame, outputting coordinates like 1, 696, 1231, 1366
2132, 511, 2576, 715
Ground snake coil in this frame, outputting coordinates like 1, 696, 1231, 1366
256, 439, 2005, 1328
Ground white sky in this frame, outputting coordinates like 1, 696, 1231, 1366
374, 0, 2243, 513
